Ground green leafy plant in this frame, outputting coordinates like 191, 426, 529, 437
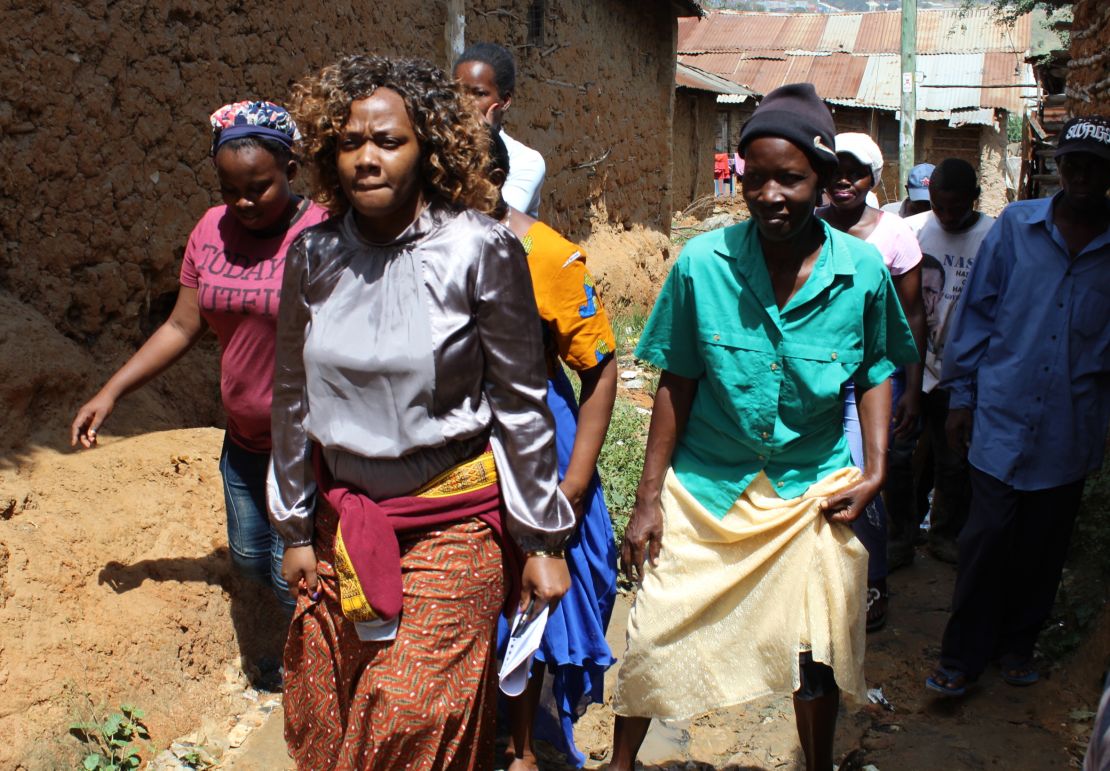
70, 704, 150, 770
597, 310, 655, 543
597, 396, 650, 544
1007, 112, 1024, 144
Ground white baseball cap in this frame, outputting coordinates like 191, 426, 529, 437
835, 132, 884, 187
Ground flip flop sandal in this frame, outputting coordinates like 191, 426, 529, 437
866, 586, 888, 633
925, 667, 972, 697
1001, 665, 1040, 686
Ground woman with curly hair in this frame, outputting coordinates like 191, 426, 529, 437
269, 55, 574, 770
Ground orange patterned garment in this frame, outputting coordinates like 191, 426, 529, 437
283, 501, 505, 770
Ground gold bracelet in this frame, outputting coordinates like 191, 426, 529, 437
525, 548, 565, 559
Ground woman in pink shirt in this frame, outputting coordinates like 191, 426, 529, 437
818, 132, 926, 632
70, 102, 327, 614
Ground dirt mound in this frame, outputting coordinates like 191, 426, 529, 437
582, 223, 674, 313
0, 286, 224, 458
0, 428, 286, 770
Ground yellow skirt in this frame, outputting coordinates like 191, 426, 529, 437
612, 468, 868, 720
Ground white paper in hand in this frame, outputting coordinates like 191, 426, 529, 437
498, 605, 549, 697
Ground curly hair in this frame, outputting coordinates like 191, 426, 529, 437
290, 55, 500, 216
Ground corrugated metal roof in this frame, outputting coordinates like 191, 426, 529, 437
851, 12, 901, 54
678, 8, 1032, 55
853, 54, 899, 109
917, 53, 984, 114
817, 14, 863, 52
771, 14, 828, 50
676, 61, 754, 97
680, 51, 749, 79
916, 9, 1031, 53
677, 8, 1033, 120
944, 108, 997, 127
724, 52, 867, 99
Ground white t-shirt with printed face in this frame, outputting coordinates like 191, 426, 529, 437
905, 210, 996, 392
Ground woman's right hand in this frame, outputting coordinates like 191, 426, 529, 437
282, 544, 319, 600
620, 493, 664, 584
70, 392, 117, 448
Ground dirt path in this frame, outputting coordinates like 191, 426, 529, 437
535, 545, 1088, 770
228, 546, 1091, 770
1, 427, 1097, 769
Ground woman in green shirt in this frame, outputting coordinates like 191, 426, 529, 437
609, 84, 917, 771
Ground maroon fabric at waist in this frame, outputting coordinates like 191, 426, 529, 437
311, 447, 522, 621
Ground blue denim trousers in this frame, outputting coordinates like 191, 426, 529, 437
842, 371, 905, 583
219, 435, 294, 612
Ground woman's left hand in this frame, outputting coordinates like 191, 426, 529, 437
819, 475, 884, 524
519, 554, 571, 619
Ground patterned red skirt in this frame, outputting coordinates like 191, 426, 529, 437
283, 501, 505, 770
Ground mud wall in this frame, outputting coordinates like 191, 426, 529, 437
1067, 0, 1110, 116
976, 121, 1010, 216
0, 1, 683, 443
918, 121, 1009, 216
1, 1, 447, 348
467, 0, 678, 240
672, 90, 719, 210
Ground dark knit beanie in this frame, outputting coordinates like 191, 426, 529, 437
739, 83, 838, 176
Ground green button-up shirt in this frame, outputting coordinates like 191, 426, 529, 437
636, 219, 917, 517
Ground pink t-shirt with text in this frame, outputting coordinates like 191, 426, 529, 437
865, 210, 923, 276
180, 200, 328, 452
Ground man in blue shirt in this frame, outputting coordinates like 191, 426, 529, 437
926, 116, 1110, 696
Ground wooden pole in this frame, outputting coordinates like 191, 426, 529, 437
900, 0, 917, 192
445, 0, 465, 65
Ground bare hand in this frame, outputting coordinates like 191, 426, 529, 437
892, 389, 922, 440
559, 480, 587, 523
282, 544, 319, 600
620, 494, 664, 583
70, 392, 117, 448
483, 100, 503, 126
520, 554, 570, 618
946, 408, 973, 457
819, 475, 883, 524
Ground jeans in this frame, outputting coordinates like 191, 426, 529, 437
219, 435, 294, 613
843, 372, 904, 582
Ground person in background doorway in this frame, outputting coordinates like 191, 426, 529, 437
714, 151, 733, 197
609, 83, 917, 771
454, 42, 545, 218
486, 128, 619, 771
70, 101, 327, 617
926, 116, 1110, 698
818, 132, 926, 632
881, 162, 935, 218
885, 159, 995, 570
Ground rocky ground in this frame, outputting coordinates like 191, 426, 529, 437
220, 543, 1101, 770
5, 423, 1098, 769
